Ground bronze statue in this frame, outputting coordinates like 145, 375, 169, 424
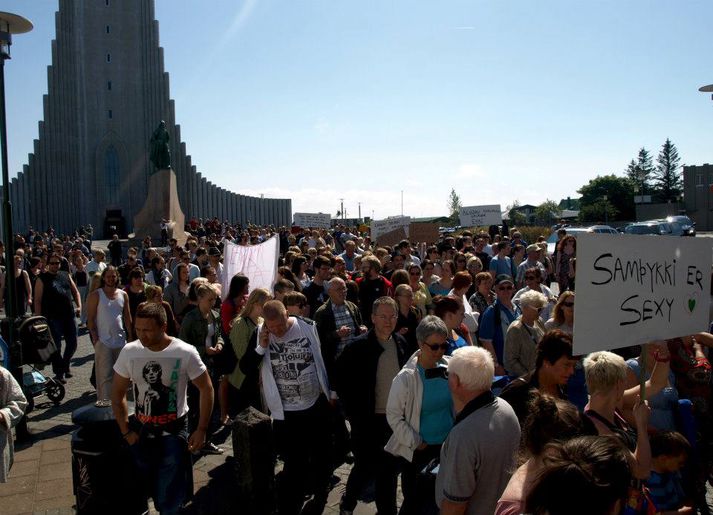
149, 120, 171, 171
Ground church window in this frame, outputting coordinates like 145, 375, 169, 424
105, 146, 120, 205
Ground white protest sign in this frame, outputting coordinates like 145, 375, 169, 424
573, 233, 711, 355
459, 205, 502, 227
221, 236, 280, 299
371, 216, 411, 242
293, 212, 331, 229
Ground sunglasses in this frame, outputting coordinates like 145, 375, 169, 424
49, 261, 60, 265
563, 301, 575, 307
424, 343, 449, 351
498, 285, 513, 291
524, 276, 536, 280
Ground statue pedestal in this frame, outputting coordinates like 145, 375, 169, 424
132, 168, 187, 246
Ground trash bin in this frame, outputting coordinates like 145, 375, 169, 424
71, 403, 148, 515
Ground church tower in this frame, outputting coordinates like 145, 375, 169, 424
10, 0, 291, 236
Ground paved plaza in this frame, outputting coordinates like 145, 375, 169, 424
0, 327, 383, 514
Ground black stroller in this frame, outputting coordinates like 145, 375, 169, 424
15, 316, 66, 412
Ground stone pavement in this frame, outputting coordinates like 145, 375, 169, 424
0, 326, 385, 515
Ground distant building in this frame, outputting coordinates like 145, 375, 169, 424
683, 163, 713, 230
5, 0, 291, 237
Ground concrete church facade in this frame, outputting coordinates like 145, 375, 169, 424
8, 0, 291, 237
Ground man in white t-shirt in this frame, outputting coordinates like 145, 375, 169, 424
241, 300, 332, 515
111, 303, 214, 514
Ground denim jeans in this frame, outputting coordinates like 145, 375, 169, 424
47, 316, 78, 376
129, 428, 192, 515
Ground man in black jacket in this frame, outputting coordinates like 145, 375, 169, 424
334, 296, 417, 515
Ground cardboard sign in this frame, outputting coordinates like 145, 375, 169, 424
371, 216, 411, 241
573, 233, 712, 355
409, 223, 440, 245
459, 205, 502, 227
293, 212, 331, 229
375, 227, 408, 247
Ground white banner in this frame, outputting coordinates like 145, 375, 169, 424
459, 205, 502, 227
371, 216, 411, 241
573, 233, 712, 355
221, 236, 280, 300
293, 212, 331, 229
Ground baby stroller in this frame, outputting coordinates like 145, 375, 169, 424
16, 316, 66, 412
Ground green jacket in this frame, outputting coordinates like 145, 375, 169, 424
178, 307, 223, 360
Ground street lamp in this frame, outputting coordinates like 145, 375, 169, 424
699, 84, 713, 102
0, 11, 33, 440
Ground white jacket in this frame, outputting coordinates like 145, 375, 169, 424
384, 352, 450, 462
254, 317, 331, 421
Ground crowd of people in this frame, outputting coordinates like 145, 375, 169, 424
0, 219, 711, 515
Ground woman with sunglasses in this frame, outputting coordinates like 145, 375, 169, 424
544, 291, 575, 334
504, 290, 547, 378
513, 267, 556, 323
385, 316, 453, 515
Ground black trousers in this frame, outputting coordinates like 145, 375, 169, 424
273, 396, 333, 515
399, 444, 441, 515
342, 414, 398, 515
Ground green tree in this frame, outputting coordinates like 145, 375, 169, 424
653, 138, 682, 202
533, 200, 561, 226
625, 147, 655, 195
448, 188, 462, 223
577, 174, 636, 222
507, 200, 527, 227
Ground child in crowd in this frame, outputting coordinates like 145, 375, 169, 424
283, 292, 310, 318
645, 431, 694, 515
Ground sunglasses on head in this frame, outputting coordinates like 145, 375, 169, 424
424, 343, 449, 351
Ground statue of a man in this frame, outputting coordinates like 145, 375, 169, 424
149, 120, 171, 171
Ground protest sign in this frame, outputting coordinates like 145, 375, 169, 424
375, 227, 408, 247
221, 236, 279, 299
573, 233, 711, 355
408, 223, 440, 244
371, 216, 410, 241
293, 212, 331, 229
459, 205, 502, 227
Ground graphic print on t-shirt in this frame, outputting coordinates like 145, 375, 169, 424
269, 336, 319, 409
132, 358, 180, 425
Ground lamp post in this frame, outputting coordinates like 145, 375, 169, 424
0, 11, 33, 441
602, 195, 608, 225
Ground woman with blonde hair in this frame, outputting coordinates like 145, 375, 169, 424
583, 348, 671, 479
227, 288, 272, 418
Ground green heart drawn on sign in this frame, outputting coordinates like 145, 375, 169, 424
688, 298, 696, 313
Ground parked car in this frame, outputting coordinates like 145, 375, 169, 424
546, 225, 618, 255
623, 221, 676, 236
666, 215, 696, 236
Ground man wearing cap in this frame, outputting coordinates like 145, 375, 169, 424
515, 244, 547, 288
478, 274, 520, 376
207, 247, 224, 284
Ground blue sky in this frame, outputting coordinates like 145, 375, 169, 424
4, 0, 713, 220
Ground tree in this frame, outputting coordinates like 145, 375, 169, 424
625, 147, 655, 195
577, 174, 636, 222
448, 188, 462, 223
507, 200, 527, 227
533, 200, 561, 226
653, 138, 682, 202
